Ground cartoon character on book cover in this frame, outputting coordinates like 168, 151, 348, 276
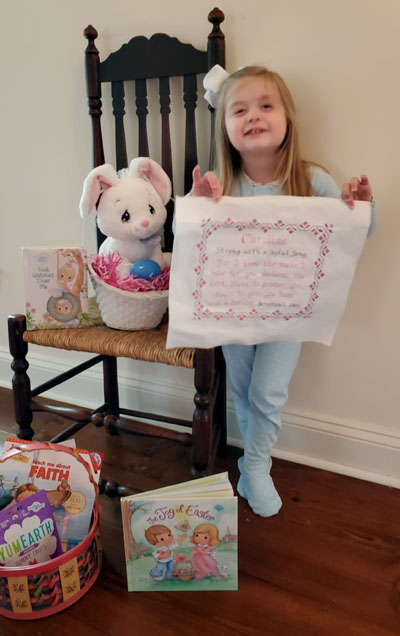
23, 248, 89, 330
144, 524, 187, 581
122, 498, 238, 591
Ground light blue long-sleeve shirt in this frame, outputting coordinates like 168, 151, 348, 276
174, 166, 377, 236
232, 166, 377, 236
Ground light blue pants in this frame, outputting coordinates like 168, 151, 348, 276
222, 342, 301, 471
150, 559, 174, 580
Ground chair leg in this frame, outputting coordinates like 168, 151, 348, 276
192, 393, 212, 477
8, 315, 34, 440
103, 356, 120, 435
192, 348, 228, 476
192, 350, 216, 477
215, 346, 227, 456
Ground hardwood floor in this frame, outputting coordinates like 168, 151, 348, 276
0, 386, 399, 635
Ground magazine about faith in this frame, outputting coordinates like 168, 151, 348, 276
0, 438, 103, 551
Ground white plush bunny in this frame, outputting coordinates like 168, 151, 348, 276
80, 157, 172, 276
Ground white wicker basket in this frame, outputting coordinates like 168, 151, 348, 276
88, 263, 168, 330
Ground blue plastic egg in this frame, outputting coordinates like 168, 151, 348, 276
130, 259, 162, 280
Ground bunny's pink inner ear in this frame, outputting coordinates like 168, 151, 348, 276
80, 164, 119, 218
136, 160, 172, 204
86, 176, 112, 213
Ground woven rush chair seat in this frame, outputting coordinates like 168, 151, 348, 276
23, 323, 195, 368
8, 8, 227, 481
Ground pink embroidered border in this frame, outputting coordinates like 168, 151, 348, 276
192, 217, 333, 321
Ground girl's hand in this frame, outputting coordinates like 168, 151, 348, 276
191, 165, 223, 201
341, 175, 373, 209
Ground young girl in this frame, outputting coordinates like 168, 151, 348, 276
190, 523, 220, 579
191, 66, 376, 518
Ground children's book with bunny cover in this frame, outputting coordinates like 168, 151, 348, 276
120, 472, 238, 591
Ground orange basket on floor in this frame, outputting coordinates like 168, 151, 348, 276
0, 441, 102, 620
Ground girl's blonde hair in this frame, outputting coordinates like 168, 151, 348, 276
190, 523, 220, 546
214, 65, 315, 196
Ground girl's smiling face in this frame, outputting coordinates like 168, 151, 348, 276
224, 76, 287, 161
193, 532, 210, 545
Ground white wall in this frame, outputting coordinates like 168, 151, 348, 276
1, 0, 399, 486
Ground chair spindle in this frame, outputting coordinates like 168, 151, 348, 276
159, 76, 174, 190
84, 26, 105, 168
183, 74, 198, 195
111, 80, 128, 171
135, 79, 150, 158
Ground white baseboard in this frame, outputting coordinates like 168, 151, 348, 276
1, 347, 399, 489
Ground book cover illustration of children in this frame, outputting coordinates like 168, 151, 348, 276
23, 247, 89, 330
122, 497, 238, 591
190, 523, 220, 580
144, 524, 187, 582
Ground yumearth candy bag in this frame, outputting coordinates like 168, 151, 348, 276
0, 490, 62, 567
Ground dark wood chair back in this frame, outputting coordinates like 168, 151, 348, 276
7, 11, 227, 482
84, 8, 225, 252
